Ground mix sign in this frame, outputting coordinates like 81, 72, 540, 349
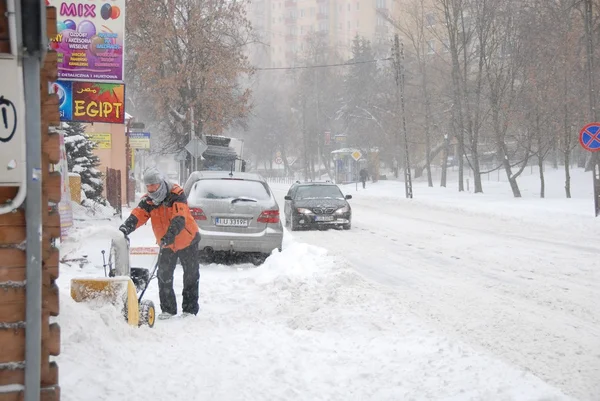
48, 0, 127, 125
49, 0, 125, 81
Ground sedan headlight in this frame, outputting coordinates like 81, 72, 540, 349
335, 205, 350, 214
297, 208, 313, 214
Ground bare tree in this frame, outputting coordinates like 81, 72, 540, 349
126, 0, 255, 156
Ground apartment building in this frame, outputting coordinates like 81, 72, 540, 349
247, 0, 399, 68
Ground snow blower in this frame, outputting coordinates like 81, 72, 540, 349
70, 235, 160, 328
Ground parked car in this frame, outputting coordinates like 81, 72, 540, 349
284, 181, 352, 231
183, 171, 283, 265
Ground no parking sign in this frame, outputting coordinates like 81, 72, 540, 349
579, 123, 600, 152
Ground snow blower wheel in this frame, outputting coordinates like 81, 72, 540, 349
139, 299, 156, 328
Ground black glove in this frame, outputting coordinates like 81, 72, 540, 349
160, 232, 175, 247
119, 226, 130, 244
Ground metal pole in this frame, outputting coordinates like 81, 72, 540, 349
190, 107, 195, 173
125, 120, 131, 207
23, 51, 42, 401
399, 38, 413, 199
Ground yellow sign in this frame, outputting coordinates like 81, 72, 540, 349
88, 132, 111, 149
351, 150, 362, 161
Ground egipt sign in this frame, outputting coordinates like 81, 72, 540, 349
50, 80, 125, 124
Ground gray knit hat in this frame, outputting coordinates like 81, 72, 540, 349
143, 167, 163, 186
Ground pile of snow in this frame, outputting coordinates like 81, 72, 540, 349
71, 200, 116, 221
56, 224, 573, 400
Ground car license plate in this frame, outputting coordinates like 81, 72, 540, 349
314, 215, 334, 222
215, 218, 249, 227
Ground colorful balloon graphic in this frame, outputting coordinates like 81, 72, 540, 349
100, 3, 120, 20
59, 29, 76, 52
101, 3, 112, 20
57, 21, 66, 32
111, 6, 120, 19
88, 35, 106, 56
63, 19, 76, 30
77, 20, 96, 37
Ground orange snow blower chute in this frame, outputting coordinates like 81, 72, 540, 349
70, 236, 160, 328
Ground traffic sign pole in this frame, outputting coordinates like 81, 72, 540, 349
578, 123, 600, 216
351, 150, 362, 190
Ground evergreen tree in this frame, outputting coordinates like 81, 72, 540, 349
63, 122, 107, 204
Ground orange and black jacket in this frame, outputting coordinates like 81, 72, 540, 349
120, 184, 200, 252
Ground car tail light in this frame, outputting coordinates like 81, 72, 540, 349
257, 210, 279, 223
190, 207, 207, 220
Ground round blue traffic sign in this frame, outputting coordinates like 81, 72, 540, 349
579, 123, 600, 152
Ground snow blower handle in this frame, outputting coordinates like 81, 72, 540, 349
101, 250, 107, 277
137, 245, 164, 304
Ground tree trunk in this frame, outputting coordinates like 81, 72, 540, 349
562, 68, 572, 198
440, 135, 450, 188
564, 149, 571, 198
470, 143, 483, 193
493, 105, 522, 198
537, 112, 545, 198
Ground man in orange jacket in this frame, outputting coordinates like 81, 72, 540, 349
119, 167, 201, 320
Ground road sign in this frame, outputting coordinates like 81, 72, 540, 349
579, 123, 600, 152
185, 137, 207, 158
129, 132, 151, 149
274, 157, 283, 165
351, 150, 362, 161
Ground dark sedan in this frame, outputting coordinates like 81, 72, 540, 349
284, 182, 352, 230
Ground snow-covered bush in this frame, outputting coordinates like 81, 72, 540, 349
64, 122, 108, 205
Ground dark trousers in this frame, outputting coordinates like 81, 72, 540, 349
157, 244, 200, 315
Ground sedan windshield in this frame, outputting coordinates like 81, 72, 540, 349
295, 185, 344, 199
190, 179, 271, 201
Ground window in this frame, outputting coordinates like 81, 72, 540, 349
310, 7, 315, 15
442, 37, 449, 52
425, 12, 435, 27
356, 20, 359, 28
356, 2, 359, 10
347, 3, 350, 11
300, 9, 305, 17
376, 15, 385, 26
376, 0, 385, 8
319, 21, 328, 31
300, 26, 305, 34
347, 21, 351, 29
427, 39, 435, 54
319, 4, 328, 14
190, 179, 271, 201
294, 185, 344, 200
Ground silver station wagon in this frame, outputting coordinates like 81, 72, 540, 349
183, 171, 283, 265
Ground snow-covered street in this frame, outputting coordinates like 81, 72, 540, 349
55, 168, 598, 401
270, 170, 600, 401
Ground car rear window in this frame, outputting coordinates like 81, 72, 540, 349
295, 185, 344, 199
189, 179, 271, 201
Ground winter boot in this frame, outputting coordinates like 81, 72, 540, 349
158, 312, 174, 320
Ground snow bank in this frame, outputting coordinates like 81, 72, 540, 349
56, 232, 573, 401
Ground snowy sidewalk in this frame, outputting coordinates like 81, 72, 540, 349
55, 215, 575, 401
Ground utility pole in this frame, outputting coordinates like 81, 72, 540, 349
583, 0, 600, 216
393, 34, 413, 199
190, 106, 195, 174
